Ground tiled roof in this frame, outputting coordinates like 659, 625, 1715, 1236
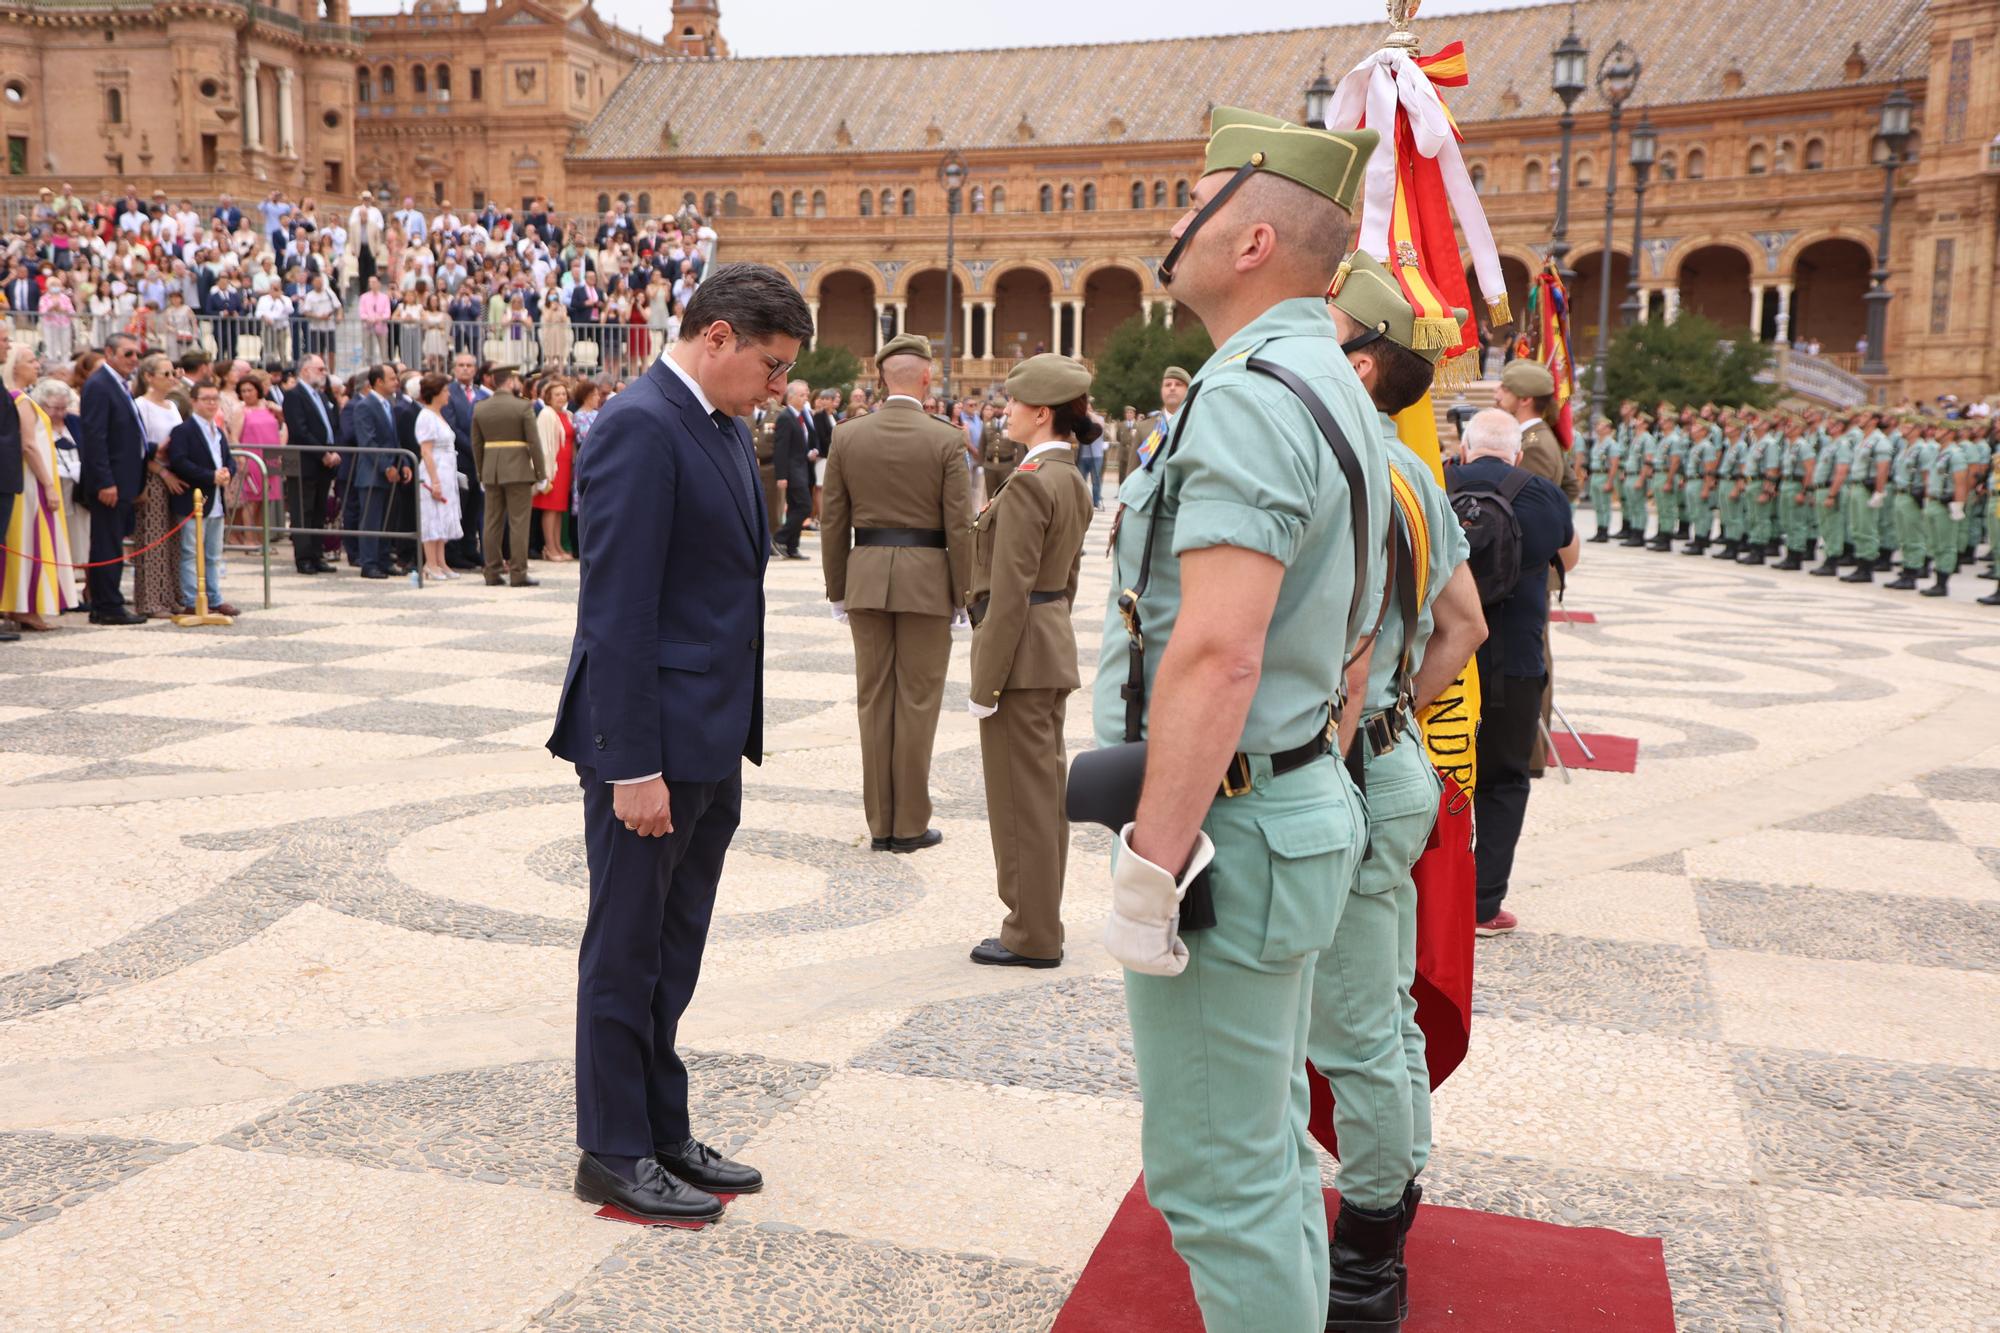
572, 0, 1930, 161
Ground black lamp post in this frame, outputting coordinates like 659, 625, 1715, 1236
938, 150, 967, 400
1304, 60, 1335, 130
1620, 114, 1656, 325
1548, 19, 1589, 287
1589, 41, 1640, 423
1860, 85, 1913, 379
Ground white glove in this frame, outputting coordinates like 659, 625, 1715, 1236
967, 698, 997, 719
1867, 490, 1886, 509
533, 479, 552, 495
951, 607, 970, 629
830, 600, 847, 624
1950, 500, 1966, 521
1102, 824, 1216, 978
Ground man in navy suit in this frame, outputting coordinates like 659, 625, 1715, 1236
547, 264, 813, 1224
350, 364, 410, 579
770, 379, 818, 559
76, 334, 147, 624
443, 351, 483, 569
279, 353, 339, 574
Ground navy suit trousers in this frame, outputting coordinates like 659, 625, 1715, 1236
357, 486, 391, 572
85, 496, 131, 610
574, 765, 740, 1157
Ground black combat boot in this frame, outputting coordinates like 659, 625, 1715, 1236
1620, 528, 1648, 547
1647, 533, 1674, 552
1921, 572, 1951, 598
1773, 546, 1803, 570
1395, 1181, 1422, 1320
1682, 534, 1710, 555
1809, 555, 1842, 576
1840, 563, 1875, 584
1326, 1198, 1403, 1333
1589, 524, 1610, 543
1978, 586, 2000, 606
1885, 567, 1921, 591
1738, 544, 1769, 565
1710, 538, 1741, 559
1675, 519, 1690, 539
1874, 552, 1894, 572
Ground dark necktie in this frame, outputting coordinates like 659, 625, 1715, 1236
711, 409, 760, 519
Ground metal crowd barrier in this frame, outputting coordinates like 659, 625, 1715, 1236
236, 442, 429, 607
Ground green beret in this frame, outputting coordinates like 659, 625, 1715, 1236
1006, 353, 1092, 407
1161, 365, 1191, 386
1205, 105, 1377, 214
874, 332, 933, 368
1500, 358, 1556, 398
1327, 250, 1467, 364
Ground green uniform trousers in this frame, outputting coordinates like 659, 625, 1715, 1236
1747, 490, 1777, 545
1986, 492, 1998, 556
1928, 500, 1963, 575
1845, 485, 1883, 560
1653, 475, 1681, 531
1621, 476, 1648, 535
1588, 474, 1615, 532
1306, 737, 1440, 1213
1126, 755, 1367, 1333
1682, 481, 1712, 540
1780, 482, 1815, 550
1893, 493, 1927, 567
1819, 489, 1848, 556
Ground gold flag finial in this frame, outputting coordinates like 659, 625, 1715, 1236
1386, 0, 1421, 52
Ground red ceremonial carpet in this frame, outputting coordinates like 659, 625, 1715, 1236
1551, 732, 1641, 773
1548, 609, 1598, 624
1053, 1178, 1676, 1332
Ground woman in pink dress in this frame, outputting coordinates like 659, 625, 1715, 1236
233, 372, 286, 546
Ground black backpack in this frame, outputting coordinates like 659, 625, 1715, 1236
1445, 465, 1531, 606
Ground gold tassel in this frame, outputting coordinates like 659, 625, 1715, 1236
1488, 293, 1512, 327
1411, 315, 1460, 351
1433, 350, 1479, 388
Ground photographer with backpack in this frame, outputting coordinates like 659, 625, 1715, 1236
1446, 409, 1582, 936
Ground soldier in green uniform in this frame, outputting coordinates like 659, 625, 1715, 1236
470, 363, 547, 587
1963, 427, 1992, 567
1093, 107, 1385, 1332
1680, 418, 1721, 555
1135, 365, 1191, 473
1619, 407, 1653, 546
1708, 417, 1743, 560
1776, 416, 1818, 569
967, 354, 1094, 967
1840, 411, 1896, 582
1585, 415, 1620, 541
1737, 412, 1784, 564
1808, 416, 1854, 576
1921, 426, 1972, 597
1647, 409, 1686, 551
1885, 418, 1936, 589
1320, 250, 1488, 1331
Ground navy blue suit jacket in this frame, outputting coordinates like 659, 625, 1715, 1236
164, 417, 234, 519
77, 364, 145, 504
548, 358, 768, 784
350, 393, 399, 490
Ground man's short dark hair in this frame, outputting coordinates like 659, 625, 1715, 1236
1365, 340, 1438, 417
366, 363, 391, 390
177, 350, 212, 373
678, 262, 813, 345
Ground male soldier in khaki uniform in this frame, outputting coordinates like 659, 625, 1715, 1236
967, 354, 1094, 968
822, 333, 973, 852
983, 422, 1020, 494
471, 364, 545, 587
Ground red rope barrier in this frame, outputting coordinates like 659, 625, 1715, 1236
0, 511, 194, 569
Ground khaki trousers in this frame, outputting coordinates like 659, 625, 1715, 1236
847, 609, 951, 841
980, 687, 1070, 960
482, 482, 534, 582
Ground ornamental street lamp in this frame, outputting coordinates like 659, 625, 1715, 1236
1620, 114, 1656, 326
1860, 85, 1913, 379
1548, 18, 1589, 286
1304, 60, 1335, 130
1589, 40, 1640, 423
938, 150, 967, 400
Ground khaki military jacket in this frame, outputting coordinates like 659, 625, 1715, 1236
1520, 418, 1579, 500
983, 431, 1020, 490
821, 398, 973, 615
471, 390, 545, 487
969, 448, 1091, 703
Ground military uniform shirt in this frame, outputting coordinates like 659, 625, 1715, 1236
1364, 425, 1469, 713
1588, 432, 1621, 477
1811, 431, 1852, 486
1626, 430, 1654, 478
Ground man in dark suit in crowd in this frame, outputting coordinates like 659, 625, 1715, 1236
443, 352, 484, 570
205, 274, 244, 359
164, 380, 240, 617
770, 378, 817, 559
350, 364, 410, 579
6, 263, 39, 316
212, 194, 244, 233
76, 333, 147, 625
280, 352, 340, 574
568, 273, 602, 331
389, 373, 422, 570
547, 263, 812, 1224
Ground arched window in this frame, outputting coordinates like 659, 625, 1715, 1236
412, 64, 427, 95
1469, 163, 1486, 193
812, 190, 826, 218
596, 192, 611, 213
1153, 180, 1167, 207
770, 191, 784, 218
858, 190, 873, 217
1523, 159, 1544, 192
1082, 183, 1097, 211
722, 190, 738, 216
791, 190, 807, 216
970, 186, 985, 214
379, 65, 395, 97
1039, 184, 1054, 212
1574, 155, 1594, 189
683, 191, 696, 207
900, 188, 915, 215
1746, 143, 1768, 175
1686, 147, 1706, 179
435, 65, 450, 96
990, 186, 1005, 213
1174, 180, 1190, 208
702, 191, 717, 217
618, 191, 631, 207
1131, 181, 1145, 208
1658, 151, 1678, 181
1060, 183, 1075, 210
1804, 137, 1826, 170
106, 88, 122, 124
879, 188, 894, 216
356, 67, 371, 103
638, 192, 652, 215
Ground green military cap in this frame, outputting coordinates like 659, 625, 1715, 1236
1500, 357, 1556, 398
1161, 365, 1191, 386
1006, 352, 1092, 406
1206, 105, 1377, 214
874, 332, 933, 367
1327, 249, 1467, 361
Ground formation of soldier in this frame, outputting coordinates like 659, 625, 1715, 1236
1579, 400, 2000, 603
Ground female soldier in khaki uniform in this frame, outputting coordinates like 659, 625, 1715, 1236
967, 355, 1095, 967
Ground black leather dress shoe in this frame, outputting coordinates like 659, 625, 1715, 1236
510, 575, 540, 587
360, 567, 390, 580
870, 836, 893, 851
0, 623, 18, 641
295, 563, 321, 575
574, 1152, 722, 1222
971, 938, 1061, 969
89, 608, 147, 625
311, 559, 338, 574
890, 829, 943, 853
656, 1138, 763, 1195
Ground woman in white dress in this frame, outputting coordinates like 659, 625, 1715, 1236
413, 372, 462, 580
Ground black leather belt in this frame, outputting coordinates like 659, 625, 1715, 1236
1361, 708, 1411, 759
966, 589, 1065, 628
1218, 731, 1334, 799
853, 527, 947, 548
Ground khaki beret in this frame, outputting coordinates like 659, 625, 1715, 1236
1500, 358, 1556, 398
1161, 365, 1191, 386
874, 332, 933, 368
1006, 353, 1092, 407
1205, 105, 1377, 214
1328, 249, 1466, 364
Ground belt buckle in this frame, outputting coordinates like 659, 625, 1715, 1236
1219, 752, 1253, 799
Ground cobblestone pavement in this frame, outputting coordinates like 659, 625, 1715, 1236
2, 491, 1998, 1332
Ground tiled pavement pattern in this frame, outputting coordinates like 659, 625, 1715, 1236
4, 493, 2000, 1332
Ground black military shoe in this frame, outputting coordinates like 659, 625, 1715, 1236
1620, 531, 1648, 547
1978, 588, 2000, 606
1840, 566, 1875, 584
1326, 1198, 1403, 1333
657, 1137, 763, 1195
1921, 574, 1951, 597
1710, 540, 1740, 559
890, 829, 943, 853
1395, 1180, 1423, 1320
574, 1152, 722, 1222
1647, 535, 1674, 552
1885, 569, 1920, 590
1588, 526, 1610, 543
1808, 559, 1842, 576
1738, 546, 1768, 565
1874, 552, 1895, 572
1674, 520, 1690, 539
1682, 537, 1709, 555
1773, 551, 1803, 570
970, 938, 1061, 969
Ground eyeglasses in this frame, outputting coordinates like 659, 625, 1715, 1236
756, 349, 797, 383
